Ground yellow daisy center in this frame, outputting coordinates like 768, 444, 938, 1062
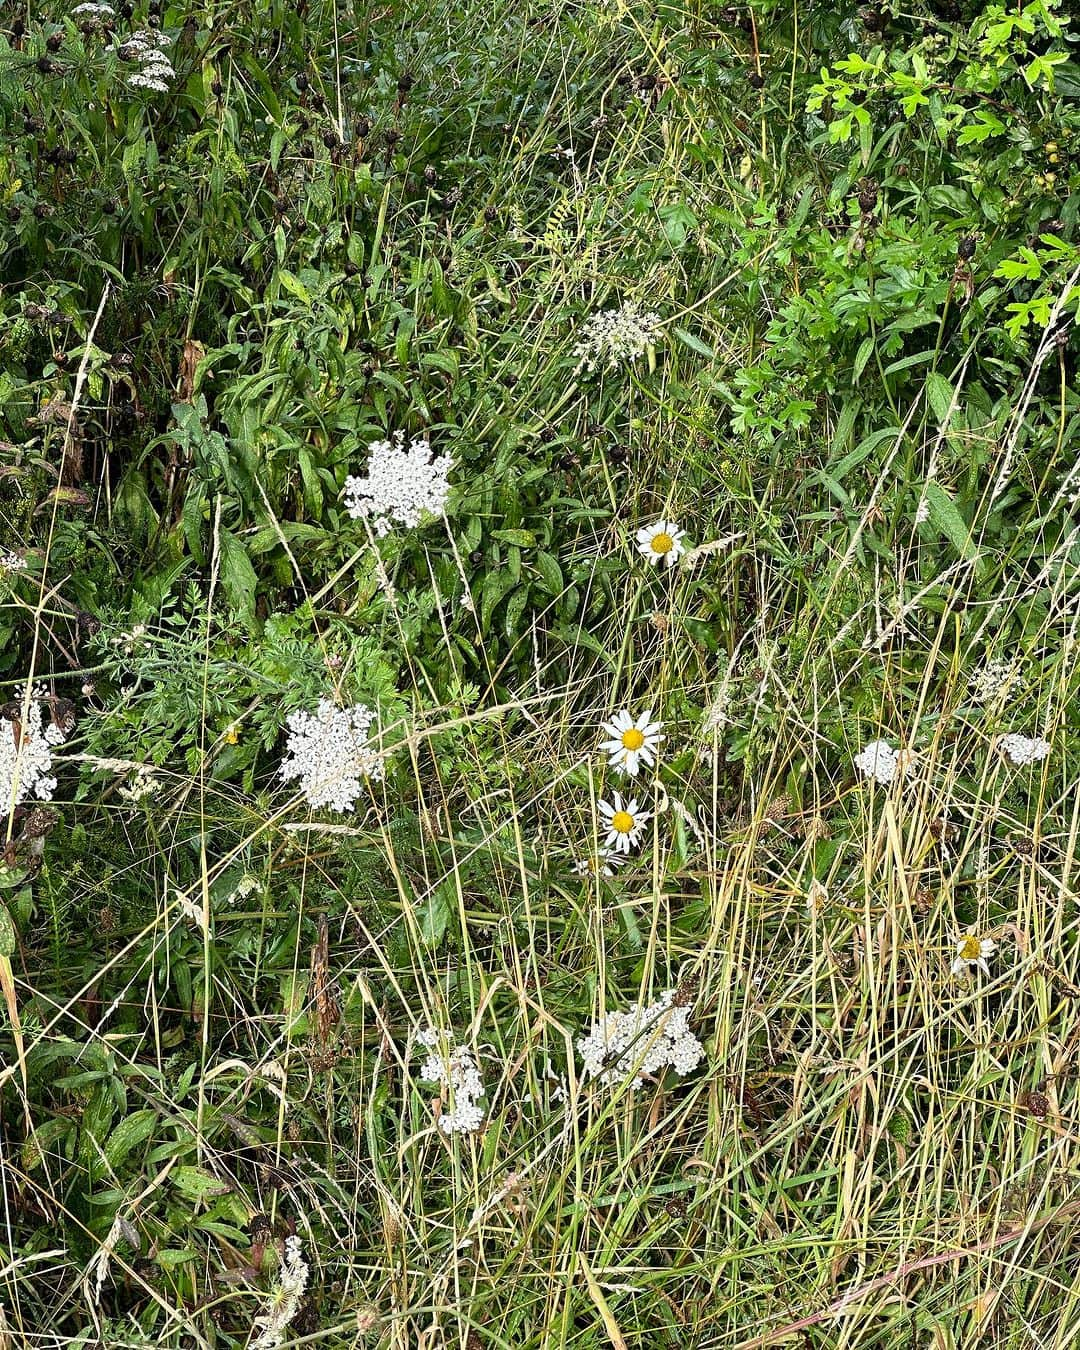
611, 810, 635, 834
959, 935, 982, 961
650, 531, 674, 555
621, 727, 645, 751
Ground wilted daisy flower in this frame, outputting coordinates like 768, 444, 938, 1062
999, 733, 1051, 766
251, 1235, 310, 1350
279, 700, 385, 813
573, 302, 662, 373
572, 847, 624, 878
854, 739, 899, 786
577, 988, 704, 1089
636, 520, 687, 568
415, 1028, 486, 1135
951, 932, 995, 979
598, 792, 651, 853
344, 432, 452, 537
599, 708, 664, 778
1, 692, 66, 809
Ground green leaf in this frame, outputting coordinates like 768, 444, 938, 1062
171, 1166, 231, 1200
104, 1109, 158, 1170
217, 528, 259, 630
924, 481, 985, 578
925, 372, 956, 426
492, 528, 535, 548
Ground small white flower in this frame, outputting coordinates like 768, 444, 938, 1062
999, 733, 1051, 766
577, 989, 704, 1089
968, 659, 1018, 704
0, 690, 67, 808
251, 1235, 310, 1349
854, 739, 899, 786
344, 432, 452, 536
279, 699, 385, 813
572, 848, 624, 878
598, 792, 651, 853
573, 302, 661, 373
599, 708, 664, 777
951, 932, 996, 979
0, 552, 27, 572
415, 1028, 486, 1135
914, 496, 931, 524
635, 520, 686, 568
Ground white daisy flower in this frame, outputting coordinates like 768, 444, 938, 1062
599, 708, 664, 777
951, 932, 996, 979
598, 792, 651, 854
572, 848, 624, 878
635, 520, 686, 568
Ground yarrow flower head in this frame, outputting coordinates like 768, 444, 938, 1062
344, 432, 452, 537
573, 302, 662, 373
251, 1235, 310, 1350
636, 520, 686, 569
968, 658, 1018, 705
598, 792, 651, 854
108, 29, 176, 94
951, 931, 996, 980
577, 988, 704, 1089
279, 699, 385, 813
1, 690, 67, 810
599, 708, 664, 778
414, 1028, 486, 1135
854, 739, 900, 786
999, 733, 1051, 766
0, 552, 27, 573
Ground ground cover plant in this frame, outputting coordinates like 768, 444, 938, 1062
1, 0, 1080, 1344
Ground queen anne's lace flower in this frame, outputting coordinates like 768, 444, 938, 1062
279, 700, 384, 813
415, 1028, 486, 1135
344, 432, 452, 536
577, 989, 704, 1089
574, 303, 662, 373
854, 739, 899, 786
999, 733, 1051, 766
251, 1235, 309, 1349
1, 692, 66, 809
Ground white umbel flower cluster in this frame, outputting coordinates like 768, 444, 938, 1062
854, 739, 899, 786
968, 659, 1018, 704
279, 699, 384, 813
415, 1028, 486, 1135
573, 302, 662, 373
577, 989, 704, 1089
1, 693, 65, 808
108, 29, 175, 93
344, 432, 452, 537
0, 552, 27, 572
251, 1235, 310, 1350
999, 733, 1051, 766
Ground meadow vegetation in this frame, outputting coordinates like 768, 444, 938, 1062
2, 0, 1080, 1344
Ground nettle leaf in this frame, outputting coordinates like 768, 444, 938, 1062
924, 481, 985, 578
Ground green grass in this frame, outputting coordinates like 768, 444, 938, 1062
2, 0, 1080, 1345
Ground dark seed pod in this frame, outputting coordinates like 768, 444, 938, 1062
296, 72, 309, 91
747, 71, 765, 89
423, 164, 438, 185
211, 78, 223, 96
558, 452, 578, 471
608, 445, 628, 464
322, 130, 338, 149
24, 116, 43, 133
539, 426, 556, 444
36, 56, 57, 74
344, 259, 360, 276
857, 183, 877, 212
484, 205, 497, 222
356, 116, 371, 138
10, 18, 25, 37
6, 204, 20, 222
396, 71, 414, 95
46, 31, 63, 51
248, 1213, 274, 1244
469, 549, 484, 565
33, 201, 53, 218
957, 235, 976, 260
